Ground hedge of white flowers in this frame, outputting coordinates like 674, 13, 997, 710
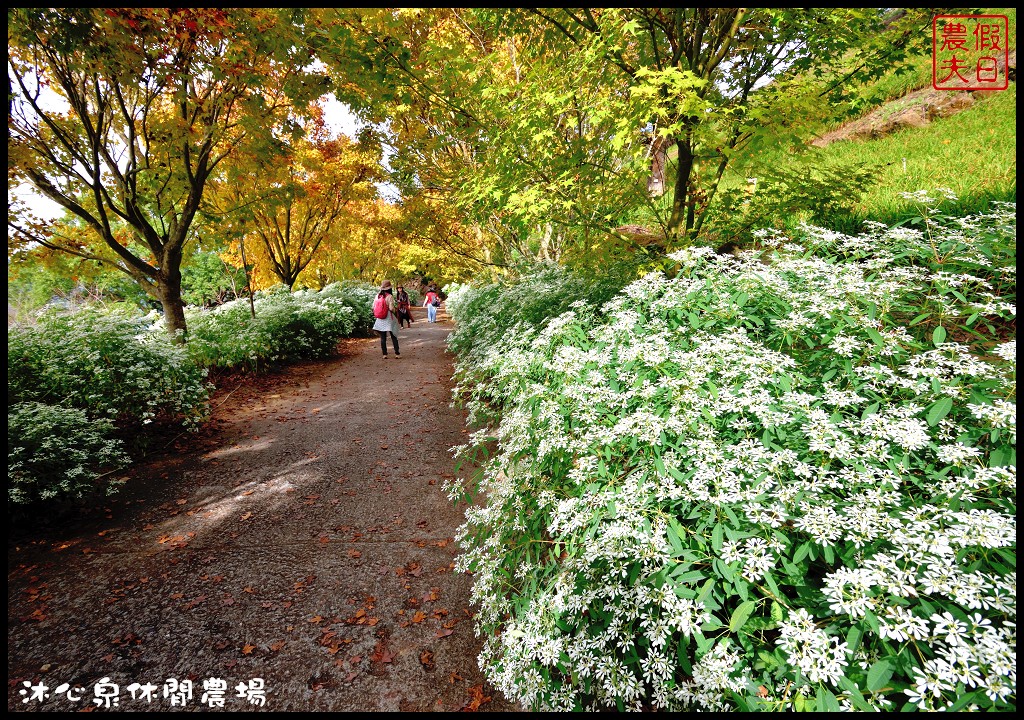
445, 196, 1015, 711
181, 281, 374, 371
8, 281, 377, 506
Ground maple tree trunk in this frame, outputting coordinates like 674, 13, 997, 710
669, 135, 696, 240
157, 272, 188, 344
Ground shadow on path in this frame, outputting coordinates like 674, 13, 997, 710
8, 306, 521, 712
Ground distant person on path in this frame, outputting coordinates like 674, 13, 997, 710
424, 286, 440, 323
396, 285, 413, 328
373, 280, 401, 358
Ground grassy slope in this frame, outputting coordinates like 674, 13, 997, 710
817, 84, 1016, 224
716, 8, 1016, 231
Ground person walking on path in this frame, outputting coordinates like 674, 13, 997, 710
373, 280, 401, 358
396, 285, 413, 328
424, 286, 441, 323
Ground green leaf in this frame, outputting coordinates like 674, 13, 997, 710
729, 600, 757, 632
673, 569, 707, 585
696, 578, 715, 604
712, 523, 724, 552
909, 312, 931, 326
926, 396, 953, 426
932, 325, 947, 345
866, 659, 892, 692
677, 638, 692, 675
838, 677, 873, 711
947, 690, 984, 712
865, 328, 885, 347
846, 625, 862, 655
666, 521, 685, 556
816, 687, 841, 712
654, 455, 667, 476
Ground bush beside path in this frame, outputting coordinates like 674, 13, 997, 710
8, 306, 520, 712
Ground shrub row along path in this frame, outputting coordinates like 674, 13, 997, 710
8, 305, 521, 712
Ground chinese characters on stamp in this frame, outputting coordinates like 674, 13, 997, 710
933, 14, 1009, 91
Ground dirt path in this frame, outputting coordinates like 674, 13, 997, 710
8, 306, 520, 712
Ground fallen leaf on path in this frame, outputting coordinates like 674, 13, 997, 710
241, 644, 256, 655
461, 684, 492, 711
436, 628, 454, 638
420, 650, 435, 669
240, 512, 253, 521
370, 641, 395, 664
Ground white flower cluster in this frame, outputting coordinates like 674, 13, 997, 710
446, 203, 1016, 711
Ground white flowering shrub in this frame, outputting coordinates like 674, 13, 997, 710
8, 401, 130, 505
8, 305, 211, 430
183, 282, 366, 371
8, 305, 209, 505
446, 263, 636, 428
446, 198, 1015, 711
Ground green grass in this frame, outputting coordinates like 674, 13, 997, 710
828, 8, 1016, 128
815, 83, 1017, 226
706, 8, 1017, 235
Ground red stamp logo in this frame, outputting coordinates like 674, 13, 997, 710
933, 14, 1009, 90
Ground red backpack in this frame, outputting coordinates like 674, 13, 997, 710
372, 294, 389, 319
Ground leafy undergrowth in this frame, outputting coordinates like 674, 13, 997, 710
445, 197, 1016, 712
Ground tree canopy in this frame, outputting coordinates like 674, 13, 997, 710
9, 7, 955, 312
8, 8, 331, 337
